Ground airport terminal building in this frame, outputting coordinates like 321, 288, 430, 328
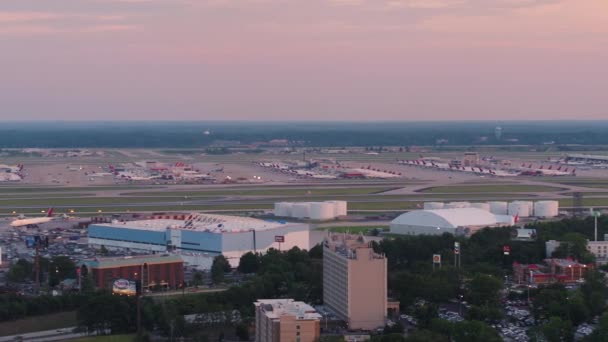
88, 213, 311, 267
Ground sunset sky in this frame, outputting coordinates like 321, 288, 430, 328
1, 0, 607, 121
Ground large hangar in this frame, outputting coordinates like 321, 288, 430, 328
390, 208, 514, 236
88, 213, 311, 266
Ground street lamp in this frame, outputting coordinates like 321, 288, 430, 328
458, 294, 464, 316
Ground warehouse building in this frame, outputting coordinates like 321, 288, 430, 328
79, 254, 184, 291
390, 208, 514, 236
88, 213, 311, 267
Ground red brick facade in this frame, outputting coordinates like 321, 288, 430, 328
83, 258, 184, 290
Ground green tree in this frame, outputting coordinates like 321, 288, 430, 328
192, 271, 204, 287
404, 330, 448, 342
542, 316, 573, 342
584, 312, 608, 341
49, 256, 77, 287
237, 252, 260, 274
451, 320, 501, 342
580, 270, 607, 316
466, 305, 503, 322
468, 274, 502, 307
567, 292, 590, 326
100, 245, 109, 256
6, 259, 33, 283
552, 233, 595, 263
211, 255, 231, 284
414, 302, 438, 328
383, 322, 404, 334
235, 323, 249, 341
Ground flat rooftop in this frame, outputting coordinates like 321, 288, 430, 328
92, 213, 300, 233
255, 299, 322, 321
81, 254, 183, 269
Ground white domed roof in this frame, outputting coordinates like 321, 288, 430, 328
391, 208, 503, 229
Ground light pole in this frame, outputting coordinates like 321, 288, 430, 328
458, 294, 464, 316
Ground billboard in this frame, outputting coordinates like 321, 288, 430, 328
112, 279, 137, 296
274, 235, 285, 243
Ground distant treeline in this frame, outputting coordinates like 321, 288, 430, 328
3, 121, 608, 148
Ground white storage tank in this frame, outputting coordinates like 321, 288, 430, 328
445, 202, 471, 209
509, 201, 531, 217
325, 201, 340, 217
334, 201, 348, 216
274, 202, 293, 217
310, 202, 335, 220
534, 201, 559, 218
521, 201, 534, 216
292, 203, 311, 218
424, 202, 445, 210
489, 201, 508, 215
471, 203, 491, 211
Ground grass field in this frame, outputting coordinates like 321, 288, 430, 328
558, 198, 608, 207
419, 185, 563, 193
0, 186, 157, 193
0, 196, 201, 206
69, 334, 135, 342
0, 311, 77, 337
0, 193, 95, 199
121, 186, 399, 197
0, 203, 272, 215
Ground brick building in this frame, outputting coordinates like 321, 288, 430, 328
80, 254, 184, 291
255, 299, 321, 342
513, 258, 592, 285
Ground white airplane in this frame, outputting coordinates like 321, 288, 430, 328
10, 208, 59, 227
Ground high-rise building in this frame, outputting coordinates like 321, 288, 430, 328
495, 126, 503, 140
323, 234, 387, 330
254, 299, 321, 342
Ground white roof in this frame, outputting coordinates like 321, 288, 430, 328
391, 208, 507, 228
96, 213, 296, 233
255, 299, 322, 320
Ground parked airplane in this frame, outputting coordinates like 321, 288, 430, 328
10, 208, 65, 227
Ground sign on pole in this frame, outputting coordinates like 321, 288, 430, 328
503, 245, 511, 256
274, 236, 285, 243
433, 254, 441, 264
454, 242, 460, 255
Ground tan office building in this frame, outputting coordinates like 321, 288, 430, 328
254, 299, 321, 342
323, 234, 387, 331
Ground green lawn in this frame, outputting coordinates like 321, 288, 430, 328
121, 186, 399, 197
419, 185, 563, 194
0, 193, 95, 199
558, 198, 608, 207
0, 186, 158, 193
0, 203, 272, 215
0, 311, 77, 336
0, 196, 196, 207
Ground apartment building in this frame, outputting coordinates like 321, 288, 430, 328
323, 234, 387, 331
254, 299, 321, 342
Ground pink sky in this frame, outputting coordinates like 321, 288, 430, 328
0, 0, 607, 121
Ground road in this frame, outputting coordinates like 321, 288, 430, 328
0, 327, 85, 342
